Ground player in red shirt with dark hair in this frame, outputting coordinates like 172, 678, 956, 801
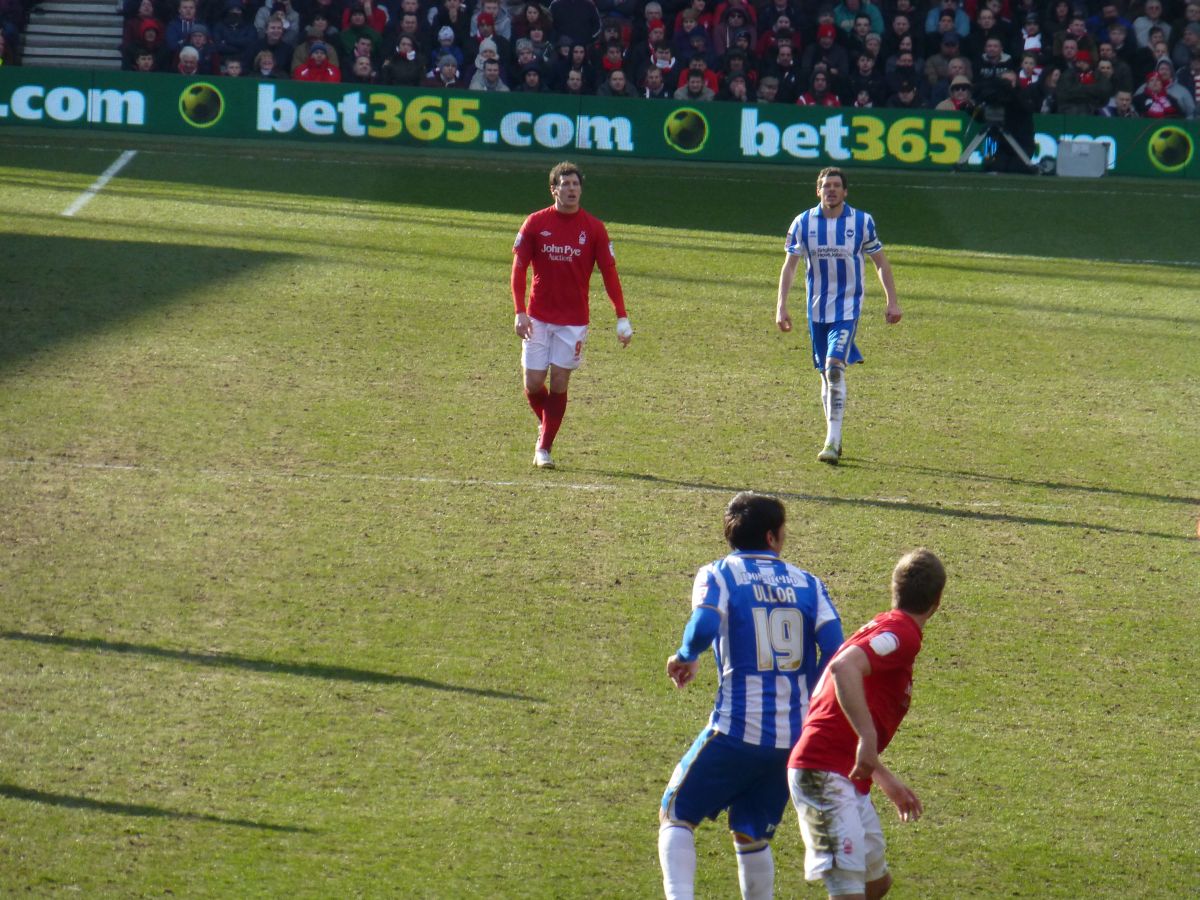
787, 548, 946, 900
511, 161, 632, 469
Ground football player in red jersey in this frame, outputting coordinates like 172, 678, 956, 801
787, 549, 945, 900
511, 161, 632, 469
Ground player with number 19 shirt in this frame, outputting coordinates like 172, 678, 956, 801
658, 493, 843, 900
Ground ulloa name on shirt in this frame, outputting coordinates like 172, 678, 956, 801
751, 584, 799, 605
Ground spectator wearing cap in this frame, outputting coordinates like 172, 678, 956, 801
428, 24, 463, 66
471, 0, 511, 41
713, 4, 755, 57
184, 25, 221, 74
294, 40, 342, 80
1015, 11, 1043, 61
924, 0, 969, 40
423, 51, 466, 86
468, 13, 510, 63
1134, 68, 1182, 116
381, 33, 425, 84
924, 28, 962, 85
430, 0, 470, 47
292, 12, 339, 70
339, 6, 383, 60
254, 0, 301, 43
631, 0, 665, 46
1055, 44, 1112, 113
548, 0, 601, 46
800, 22, 849, 85
930, 53, 972, 102
509, 36, 544, 83
1154, 57, 1194, 116
625, 15, 667, 81
885, 76, 926, 106
885, 43, 926, 98
935, 71, 974, 108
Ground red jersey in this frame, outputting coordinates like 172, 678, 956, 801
788, 609, 923, 794
511, 205, 625, 326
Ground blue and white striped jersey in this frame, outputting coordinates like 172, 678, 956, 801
784, 204, 883, 324
691, 552, 842, 750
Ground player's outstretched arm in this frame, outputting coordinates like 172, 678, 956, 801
870, 250, 901, 324
872, 764, 923, 822
776, 254, 801, 332
831, 646, 879, 780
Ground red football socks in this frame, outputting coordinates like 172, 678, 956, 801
539, 391, 568, 451
525, 386, 549, 421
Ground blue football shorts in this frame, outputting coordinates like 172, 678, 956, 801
809, 318, 863, 370
660, 727, 793, 841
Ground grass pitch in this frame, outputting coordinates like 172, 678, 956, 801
1, 132, 1198, 898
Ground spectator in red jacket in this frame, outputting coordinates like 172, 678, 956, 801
294, 41, 342, 80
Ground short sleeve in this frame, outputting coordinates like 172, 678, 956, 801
691, 564, 727, 616
784, 214, 805, 256
861, 626, 916, 672
861, 213, 883, 256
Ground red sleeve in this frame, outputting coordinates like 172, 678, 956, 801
594, 220, 627, 318
511, 217, 535, 314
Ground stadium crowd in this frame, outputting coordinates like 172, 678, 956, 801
3, 0, 1199, 116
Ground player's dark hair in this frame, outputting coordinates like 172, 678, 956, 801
817, 166, 847, 190
891, 549, 945, 615
723, 492, 785, 552
549, 161, 584, 188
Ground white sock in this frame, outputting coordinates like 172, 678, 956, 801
736, 844, 774, 900
825, 365, 846, 449
819, 372, 829, 420
658, 824, 696, 900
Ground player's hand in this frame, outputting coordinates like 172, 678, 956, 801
776, 306, 792, 332
514, 313, 533, 339
885, 303, 902, 325
666, 655, 699, 689
616, 317, 633, 347
849, 738, 879, 781
874, 769, 923, 822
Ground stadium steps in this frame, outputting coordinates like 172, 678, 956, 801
21, 0, 123, 69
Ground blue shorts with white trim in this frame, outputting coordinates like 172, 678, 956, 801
809, 318, 863, 370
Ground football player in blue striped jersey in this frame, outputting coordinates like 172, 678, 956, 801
776, 168, 902, 466
658, 492, 844, 900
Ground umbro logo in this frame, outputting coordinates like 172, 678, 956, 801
539, 230, 553, 236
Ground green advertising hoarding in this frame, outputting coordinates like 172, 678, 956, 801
0, 68, 1196, 178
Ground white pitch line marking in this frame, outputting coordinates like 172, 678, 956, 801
61, 149, 138, 218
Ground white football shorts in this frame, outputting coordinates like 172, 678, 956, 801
522, 318, 588, 371
789, 768, 888, 891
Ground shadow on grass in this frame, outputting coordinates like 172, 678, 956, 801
1, 632, 541, 703
577, 469, 1192, 542
0, 783, 314, 833
0, 234, 295, 372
